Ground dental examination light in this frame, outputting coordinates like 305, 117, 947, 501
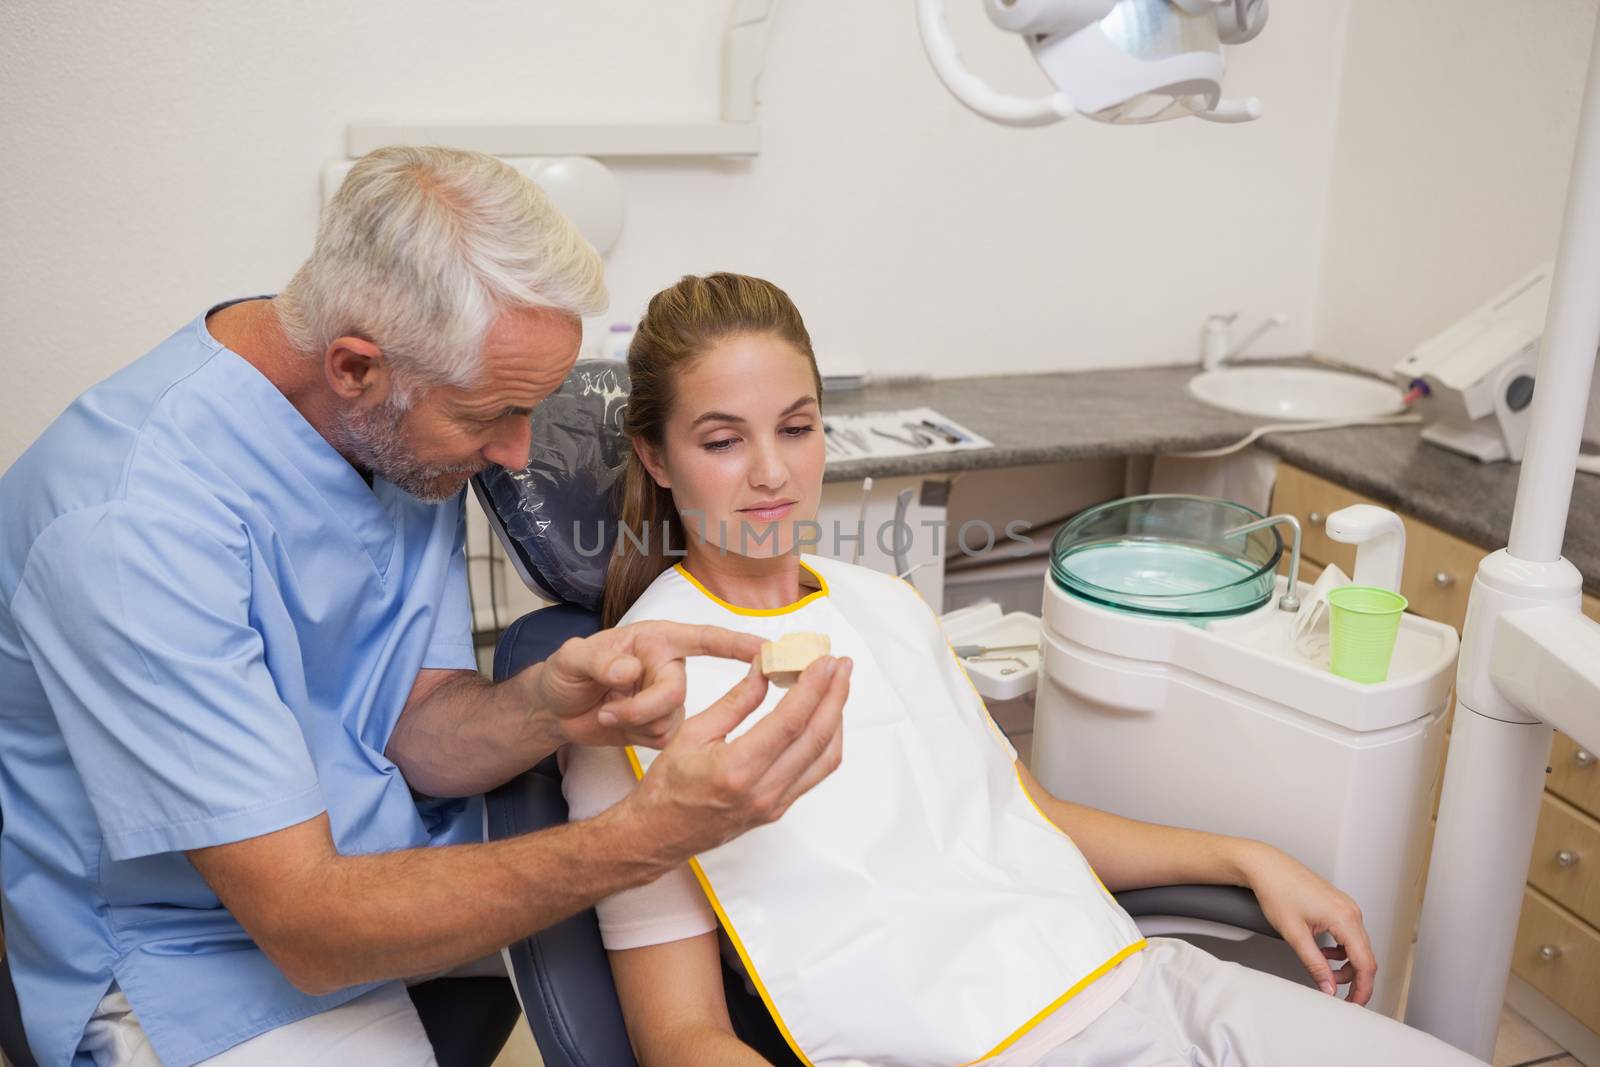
911, 2, 1600, 1059
915, 0, 1268, 127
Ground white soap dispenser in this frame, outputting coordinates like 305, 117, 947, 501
1324, 505, 1406, 593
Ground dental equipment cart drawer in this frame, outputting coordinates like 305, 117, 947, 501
1514, 886, 1600, 1035
1271, 462, 1600, 1036
1527, 792, 1600, 928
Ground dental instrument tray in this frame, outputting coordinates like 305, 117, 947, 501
1049, 495, 1284, 621
821, 407, 991, 461
939, 601, 1041, 701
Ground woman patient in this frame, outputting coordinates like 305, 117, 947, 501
563, 274, 1479, 1067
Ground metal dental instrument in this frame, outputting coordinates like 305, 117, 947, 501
872, 427, 923, 448
964, 654, 1029, 674
919, 419, 965, 444
954, 642, 1040, 657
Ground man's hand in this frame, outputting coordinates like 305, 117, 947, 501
535, 621, 767, 749
388, 621, 780, 799
623, 653, 852, 862
1241, 841, 1378, 1004
189, 652, 848, 998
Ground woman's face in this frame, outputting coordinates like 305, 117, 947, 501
639, 332, 825, 560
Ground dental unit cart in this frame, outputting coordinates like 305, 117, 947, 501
1029, 495, 1460, 1018
1394, 264, 1551, 465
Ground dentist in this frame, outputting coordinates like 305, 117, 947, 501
0, 146, 848, 1067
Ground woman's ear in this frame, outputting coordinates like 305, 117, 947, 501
634, 439, 671, 490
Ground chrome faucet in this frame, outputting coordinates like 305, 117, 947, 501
1200, 311, 1290, 372
1222, 513, 1303, 611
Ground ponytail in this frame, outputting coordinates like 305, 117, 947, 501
601, 455, 685, 628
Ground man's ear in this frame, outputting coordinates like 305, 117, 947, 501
634, 439, 671, 490
325, 335, 391, 404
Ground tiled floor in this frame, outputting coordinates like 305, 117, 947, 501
1494, 1004, 1584, 1066
493, 1020, 543, 1067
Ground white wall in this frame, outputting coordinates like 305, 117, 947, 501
0, 0, 1350, 470
1315, 0, 1600, 402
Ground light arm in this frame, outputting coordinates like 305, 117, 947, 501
1492, 602, 1600, 752
915, 0, 1076, 127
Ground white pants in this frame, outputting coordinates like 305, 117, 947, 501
80, 952, 508, 1066
81, 982, 437, 1067
1034, 938, 1486, 1067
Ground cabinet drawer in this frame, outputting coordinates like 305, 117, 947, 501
1551, 733, 1600, 820
1529, 792, 1600, 927
1512, 886, 1600, 1033
1270, 465, 1483, 631
1396, 527, 1482, 633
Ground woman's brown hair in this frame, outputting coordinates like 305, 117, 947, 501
601, 273, 822, 628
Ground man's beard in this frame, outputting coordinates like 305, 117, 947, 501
331, 398, 485, 503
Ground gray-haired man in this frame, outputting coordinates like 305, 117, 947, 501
0, 146, 847, 1066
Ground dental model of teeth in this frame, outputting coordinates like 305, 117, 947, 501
757, 633, 832, 688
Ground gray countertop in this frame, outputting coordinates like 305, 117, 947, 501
821, 366, 1600, 595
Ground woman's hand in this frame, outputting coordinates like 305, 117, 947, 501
1237, 840, 1378, 1005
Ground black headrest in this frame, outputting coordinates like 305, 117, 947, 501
472, 360, 631, 612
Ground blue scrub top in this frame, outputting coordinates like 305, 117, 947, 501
0, 301, 482, 1066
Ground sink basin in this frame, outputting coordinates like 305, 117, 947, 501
1188, 367, 1404, 422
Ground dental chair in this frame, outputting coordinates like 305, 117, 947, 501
476, 362, 1281, 1067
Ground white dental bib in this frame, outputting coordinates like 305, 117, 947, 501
621, 556, 1145, 1067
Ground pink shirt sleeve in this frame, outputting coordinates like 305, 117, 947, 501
558, 744, 718, 951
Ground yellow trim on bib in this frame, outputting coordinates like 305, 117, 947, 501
619, 565, 1146, 1066
966, 938, 1149, 1065
1011, 765, 1119, 900
902, 572, 1126, 903
674, 560, 829, 617
624, 745, 818, 1067
896, 574, 1025, 756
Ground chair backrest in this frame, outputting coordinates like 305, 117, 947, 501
473, 359, 630, 614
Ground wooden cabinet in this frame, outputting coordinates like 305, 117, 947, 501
1551, 733, 1600, 817
1528, 793, 1600, 928
1271, 462, 1600, 1036
1514, 887, 1600, 1034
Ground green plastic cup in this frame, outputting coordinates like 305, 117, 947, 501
1327, 585, 1408, 683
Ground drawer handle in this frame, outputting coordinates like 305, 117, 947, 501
1577, 748, 1595, 768
1537, 944, 1563, 962
1308, 511, 1325, 527
1556, 849, 1580, 868
1433, 571, 1457, 589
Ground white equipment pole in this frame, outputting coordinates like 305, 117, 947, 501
1407, 9, 1600, 1059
